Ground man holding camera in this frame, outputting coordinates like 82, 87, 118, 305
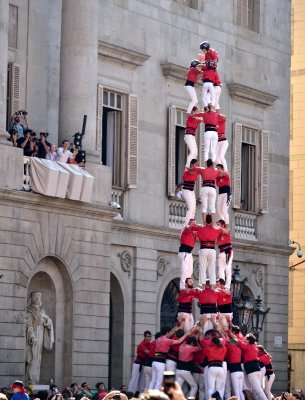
10, 111, 29, 139
17, 129, 36, 156
37, 131, 51, 158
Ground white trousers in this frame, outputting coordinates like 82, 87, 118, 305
200, 186, 216, 213
220, 361, 227, 398
177, 312, 194, 332
182, 189, 196, 226
224, 370, 232, 400
143, 366, 152, 391
176, 369, 198, 398
204, 130, 218, 162
178, 251, 193, 289
207, 366, 225, 399
128, 363, 141, 392
202, 82, 215, 107
216, 139, 228, 171
184, 134, 198, 168
214, 86, 221, 110
185, 85, 198, 114
247, 371, 268, 400
264, 374, 275, 400
260, 367, 266, 389
204, 365, 209, 400
165, 359, 177, 372
149, 361, 166, 390
199, 248, 216, 285
193, 372, 205, 400
200, 317, 216, 335
218, 251, 233, 289
231, 371, 245, 400
217, 192, 230, 225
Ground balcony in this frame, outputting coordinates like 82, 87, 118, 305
234, 211, 257, 241
169, 199, 187, 229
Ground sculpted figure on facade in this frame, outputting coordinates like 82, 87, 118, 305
25, 291, 54, 383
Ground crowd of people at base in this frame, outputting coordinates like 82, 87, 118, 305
7, 111, 83, 166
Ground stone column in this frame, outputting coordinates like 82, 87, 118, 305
0, 0, 9, 143
59, 0, 99, 160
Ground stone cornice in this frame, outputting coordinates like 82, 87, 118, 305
160, 62, 187, 83
0, 188, 117, 221
98, 40, 150, 69
227, 83, 278, 108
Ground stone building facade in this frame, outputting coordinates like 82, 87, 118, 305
0, 0, 291, 392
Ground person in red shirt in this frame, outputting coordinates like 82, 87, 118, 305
197, 159, 223, 225
192, 345, 205, 400
216, 278, 233, 329
182, 160, 200, 226
185, 60, 202, 114
165, 328, 185, 373
184, 108, 203, 167
198, 41, 219, 63
215, 114, 228, 171
149, 325, 191, 390
197, 280, 219, 334
128, 330, 152, 393
257, 345, 275, 400
177, 277, 198, 331
216, 220, 233, 289
201, 60, 221, 112
225, 339, 245, 400
201, 111, 219, 162
196, 214, 221, 285
216, 166, 231, 227
143, 332, 161, 391
178, 219, 199, 289
176, 336, 200, 397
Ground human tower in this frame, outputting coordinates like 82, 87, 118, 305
128, 42, 275, 400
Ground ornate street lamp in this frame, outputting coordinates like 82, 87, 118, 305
235, 295, 254, 335
251, 295, 271, 340
231, 265, 248, 302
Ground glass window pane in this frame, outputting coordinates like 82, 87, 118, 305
103, 91, 108, 106
116, 95, 122, 109
110, 92, 115, 107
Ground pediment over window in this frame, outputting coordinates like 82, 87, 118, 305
227, 83, 278, 108
160, 62, 187, 83
98, 40, 150, 69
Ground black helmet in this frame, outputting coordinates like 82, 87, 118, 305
200, 41, 210, 50
190, 59, 200, 68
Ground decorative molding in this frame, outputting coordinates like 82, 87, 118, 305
160, 62, 187, 83
227, 83, 278, 108
98, 40, 150, 69
193, 260, 199, 281
157, 256, 169, 277
253, 267, 263, 288
118, 250, 132, 276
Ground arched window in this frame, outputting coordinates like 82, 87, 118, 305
160, 278, 180, 328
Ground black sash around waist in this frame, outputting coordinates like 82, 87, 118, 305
200, 303, 218, 314
200, 240, 215, 250
185, 80, 195, 87
208, 360, 223, 368
178, 301, 192, 313
183, 180, 195, 191
244, 360, 260, 375
155, 352, 167, 363
219, 243, 232, 252
167, 348, 179, 361
228, 362, 242, 373
205, 124, 217, 132
179, 244, 193, 253
217, 303, 233, 313
218, 138, 227, 142
219, 186, 231, 194
202, 180, 216, 188
177, 360, 192, 371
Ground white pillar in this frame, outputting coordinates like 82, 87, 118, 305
59, 0, 98, 159
0, 0, 9, 143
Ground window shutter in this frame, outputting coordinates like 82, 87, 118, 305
7, 62, 20, 116
260, 130, 269, 213
96, 84, 103, 159
196, 123, 205, 198
127, 94, 138, 188
168, 106, 176, 197
232, 122, 242, 209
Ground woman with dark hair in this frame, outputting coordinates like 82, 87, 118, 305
204, 336, 227, 399
225, 338, 245, 400
257, 345, 275, 400
236, 334, 268, 400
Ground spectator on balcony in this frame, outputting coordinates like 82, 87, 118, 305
17, 129, 36, 157
10, 111, 29, 139
175, 184, 183, 199
56, 140, 74, 163
46, 144, 57, 161
37, 132, 51, 159
8, 128, 18, 147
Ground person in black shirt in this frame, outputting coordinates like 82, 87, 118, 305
37, 131, 51, 158
17, 129, 36, 156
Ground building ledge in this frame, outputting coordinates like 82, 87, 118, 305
160, 62, 187, 83
98, 40, 150, 69
227, 83, 278, 108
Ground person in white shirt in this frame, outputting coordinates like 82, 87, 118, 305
46, 144, 57, 161
56, 140, 74, 163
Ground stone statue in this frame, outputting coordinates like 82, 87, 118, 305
25, 291, 54, 384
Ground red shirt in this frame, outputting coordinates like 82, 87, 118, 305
148, 341, 156, 358
225, 341, 242, 364
202, 69, 220, 85
201, 112, 219, 128
258, 353, 272, 366
180, 225, 197, 247
178, 289, 198, 303
179, 342, 199, 362
237, 340, 259, 363
217, 114, 226, 140
193, 348, 205, 365
217, 231, 232, 247
186, 114, 202, 134
182, 168, 200, 191
135, 339, 150, 364
197, 288, 218, 304
216, 173, 230, 188
199, 167, 220, 187
196, 225, 221, 248
167, 335, 184, 361
155, 336, 175, 354
186, 67, 201, 83
205, 343, 227, 362
217, 290, 232, 306
205, 48, 219, 61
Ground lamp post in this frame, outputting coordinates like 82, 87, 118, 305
231, 265, 248, 325
235, 295, 255, 336
251, 295, 270, 340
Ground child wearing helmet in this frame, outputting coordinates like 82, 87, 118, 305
185, 59, 202, 114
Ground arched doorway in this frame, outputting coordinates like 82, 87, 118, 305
160, 278, 179, 328
27, 257, 73, 387
109, 273, 124, 388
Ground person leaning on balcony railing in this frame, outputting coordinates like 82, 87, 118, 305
56, 140, 74, 163
17, 129, 36, 157
37, 132, 51, 159
46, 144, 57, 161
